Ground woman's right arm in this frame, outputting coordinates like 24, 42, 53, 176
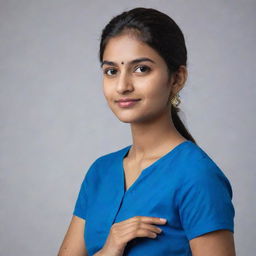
57, 215, 89, 256
58, 215, 165, 256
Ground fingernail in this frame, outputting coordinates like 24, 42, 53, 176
160, 218, 167, 222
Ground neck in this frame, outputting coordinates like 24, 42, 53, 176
128, 108, 186, 159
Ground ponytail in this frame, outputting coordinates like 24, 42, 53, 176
171, 106, 197, 144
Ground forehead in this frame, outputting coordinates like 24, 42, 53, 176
102, 34, 163, 65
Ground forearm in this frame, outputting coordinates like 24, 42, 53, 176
93, 249, 104, 256
93, 248, 123, 256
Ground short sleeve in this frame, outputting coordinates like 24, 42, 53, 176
73, 174, 88, 219
73, 159, 98, 220
177, 157, 235, 240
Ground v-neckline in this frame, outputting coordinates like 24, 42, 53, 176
120, 140, 191, 194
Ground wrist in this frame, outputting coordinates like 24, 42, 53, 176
97, 247, 123, 256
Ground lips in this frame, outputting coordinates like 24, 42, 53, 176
116, 98, 141, 102
116, 98, 141, 108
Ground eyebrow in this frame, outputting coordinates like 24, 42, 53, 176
100, 57, 155, 68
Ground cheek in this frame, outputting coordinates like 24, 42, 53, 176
140, 76, 170, 102
102, 83, 112, 100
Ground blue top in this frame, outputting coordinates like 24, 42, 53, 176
73, 140, 235, 256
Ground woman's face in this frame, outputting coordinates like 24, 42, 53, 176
101, 33, 175, 124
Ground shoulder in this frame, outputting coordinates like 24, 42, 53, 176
96, 144, 130, 164
175, 143, 235, 240
173, 141, 214, 166
91, 144, 130, 170
174, 141, 227, 176
83, 145, 130, 180
173, 141, 233, 196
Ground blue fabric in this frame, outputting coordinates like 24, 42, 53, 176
73, 140, 235, 256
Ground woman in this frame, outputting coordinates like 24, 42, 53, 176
58, 7, 236, 256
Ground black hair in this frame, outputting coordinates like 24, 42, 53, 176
98, 7, 196, 144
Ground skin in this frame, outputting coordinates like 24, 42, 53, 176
102, 33, 187, 158
57, 33, 236, 256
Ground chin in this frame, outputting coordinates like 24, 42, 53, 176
115, 115, 137, 123
110, 105, 153, 124
115, 112, 154, 124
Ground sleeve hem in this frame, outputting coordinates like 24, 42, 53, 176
186, 223, 234, 240
73, 211, 86, 220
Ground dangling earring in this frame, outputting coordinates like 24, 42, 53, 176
170, 93, 181, 108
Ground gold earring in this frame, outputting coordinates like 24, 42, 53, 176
170, 93, 181, 108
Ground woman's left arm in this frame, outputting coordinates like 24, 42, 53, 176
189, 229, 236, 256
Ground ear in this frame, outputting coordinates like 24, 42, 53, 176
169, 65, 188, 95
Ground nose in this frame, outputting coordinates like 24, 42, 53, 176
116, 69, 134, 94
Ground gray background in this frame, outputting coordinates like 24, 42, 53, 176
0, 0, 255, 255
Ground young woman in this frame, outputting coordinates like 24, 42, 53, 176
58, 7, 236, 256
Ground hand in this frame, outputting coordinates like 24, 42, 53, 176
101, 216, 167, 256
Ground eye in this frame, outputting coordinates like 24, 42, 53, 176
134, 65, 151, 73
103, 65, 151, 76
103, 68, 117, 76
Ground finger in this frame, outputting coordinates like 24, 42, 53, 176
117, 221, 163, 235
133, 216, 167, 225
122, 227, 159, 240
138, 222, 163, 234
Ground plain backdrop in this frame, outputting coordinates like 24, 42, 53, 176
0, 0, 255, 255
